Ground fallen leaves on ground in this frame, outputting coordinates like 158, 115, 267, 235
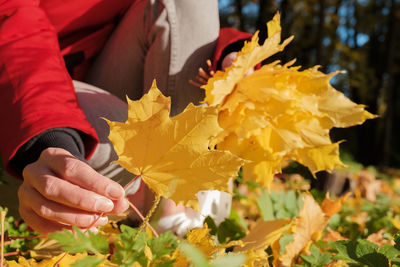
7, 252, 108, 267
270, 193, 345, 266
274, 194, 328, 266
234, 219, 291, 252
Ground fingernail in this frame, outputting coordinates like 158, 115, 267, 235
106, 184, 124, 199
94, 197, 114, 212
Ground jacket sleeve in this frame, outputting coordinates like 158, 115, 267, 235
0, 0, 98, 175
211, 28, 253, 71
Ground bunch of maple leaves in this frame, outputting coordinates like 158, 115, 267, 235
2, 13, 388, 267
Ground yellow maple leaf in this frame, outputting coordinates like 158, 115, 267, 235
173, 226, 214, 266
293, 142, 344, 174
106, 82, 244, 207
234, 219, 291, 253
203, 13, 293, 106
203, 13, 376, 188
242, 249, 270, 267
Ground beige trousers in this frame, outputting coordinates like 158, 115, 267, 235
85, 0, 219, 116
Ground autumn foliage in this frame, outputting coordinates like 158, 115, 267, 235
2, 13, 390, 267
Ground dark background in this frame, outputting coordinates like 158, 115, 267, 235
219, 0, 400, 168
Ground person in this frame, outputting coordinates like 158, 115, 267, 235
0, 0, 251, 235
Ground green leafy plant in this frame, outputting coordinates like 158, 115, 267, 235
298, 244, 333, 267
49, 226, 109, 255
257, 189, 302, 221
0, 207, 39, 259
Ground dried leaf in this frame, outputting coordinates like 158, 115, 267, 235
235, 219, 290, 252
323, 228, 348, 242
321, 193, 348, 218
367, 229, 393, 247
242, 249, 270, 267
7, 253, 94, 267
173, 226, 214, 267
173, 225, 242, 267
29, 238, 63, 259
357, 170, 382, 203
276, 193, 343, 267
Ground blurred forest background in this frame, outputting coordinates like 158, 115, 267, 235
219, 0, 400, 168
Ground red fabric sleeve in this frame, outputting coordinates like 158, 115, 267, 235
211, 28, 253, 71
0, 0, 98, 173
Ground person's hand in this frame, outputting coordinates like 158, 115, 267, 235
189, 59, 215, 88
18, 147, 129, 235
189, 52, 254, 88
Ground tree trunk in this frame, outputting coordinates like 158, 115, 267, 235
381, 0, 397, 166
235, 0, 245, 31
315, 0, 326, 66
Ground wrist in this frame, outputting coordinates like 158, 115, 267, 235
9, 128, 86, 178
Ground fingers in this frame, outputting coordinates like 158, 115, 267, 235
24, 162, 115, 213
18, 183, 108, 228
189, 68, 211, 88
196, 75, 208, 85
206, 59, 212, 70
19, 204, 71, 235
189, 59, 216, 88
39, 148, 125, 200
189, 79, 204, 88
198, 67, 211, 80
19, 205, 100, 235
20, 147, 130, 233
112, 198, 131, 214
205, 59, 215, 76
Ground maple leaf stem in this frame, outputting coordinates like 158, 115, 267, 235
134, 194, 161, 241
83, 212, 105, 235
4, 251, 19, 257
53, 252, 68, 267
1, 211, 5, 267
126, 199, 159, 238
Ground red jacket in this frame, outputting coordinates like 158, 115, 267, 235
0, 0, 251, 174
